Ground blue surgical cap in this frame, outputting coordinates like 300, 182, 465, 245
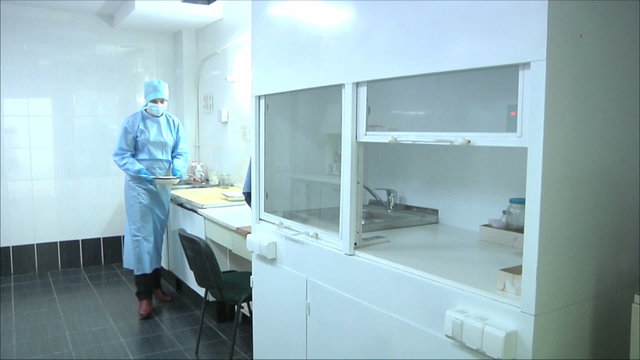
144, 80, 169, 103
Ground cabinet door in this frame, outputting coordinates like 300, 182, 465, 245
358, 64, 523, 145
252, 257, 307, 359
307, 280, 471, 359
260, 85, 343, 243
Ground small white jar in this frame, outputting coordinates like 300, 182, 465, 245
506, 197, 525, 232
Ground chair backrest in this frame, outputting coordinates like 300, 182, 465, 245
178, 229, 226, 300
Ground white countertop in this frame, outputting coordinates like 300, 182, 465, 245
198, 205, 252, 232
196, 203, 520, 304
357, 224, 523, 306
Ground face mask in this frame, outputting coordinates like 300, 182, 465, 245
147, 103, 167, 117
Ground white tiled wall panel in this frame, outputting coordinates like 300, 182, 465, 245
195, 0, 252, 187
1, 3, 176, 246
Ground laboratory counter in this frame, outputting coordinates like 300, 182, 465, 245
168, 186, 252, 289
170, 186, 252, 260
199, 205, 252, 261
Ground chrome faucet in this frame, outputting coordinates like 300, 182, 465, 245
363, 184, 384, 203
376, 188, 398, 212
363, 185, 397, 212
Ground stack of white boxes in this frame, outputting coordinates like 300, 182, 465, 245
444, 309, 517, 359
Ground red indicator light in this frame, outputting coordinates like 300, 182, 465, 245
509, 111, 517, 116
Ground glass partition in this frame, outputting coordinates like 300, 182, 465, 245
262, 85, 343, 234
364, 65, 520, 134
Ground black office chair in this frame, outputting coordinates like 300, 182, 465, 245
178, 229, 252, 359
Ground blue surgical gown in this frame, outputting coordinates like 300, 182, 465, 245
113, 109, 189, 275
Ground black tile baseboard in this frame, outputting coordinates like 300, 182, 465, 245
81, 238, 102, 267
36, 242, 59, 273
0, 235, 123, 276
60, 240, 81, 270
0, 246, 11, 276
12, 245, 36, 275
102, 236, 123, 265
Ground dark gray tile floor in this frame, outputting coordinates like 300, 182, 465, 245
0, 264, 252, 359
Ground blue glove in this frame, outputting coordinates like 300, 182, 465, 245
138, 168, 154, 183
172, 168, 183, 179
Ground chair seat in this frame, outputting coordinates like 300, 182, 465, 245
220, 271, 252, 304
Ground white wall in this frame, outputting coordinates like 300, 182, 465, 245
532, 1, 639, 350
0, 4, 177, 246
195, 0, 252, 187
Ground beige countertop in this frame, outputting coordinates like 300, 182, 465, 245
171, 186, 245, 209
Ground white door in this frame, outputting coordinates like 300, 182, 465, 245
306, 279, 477, 359
252, 256, 307, 359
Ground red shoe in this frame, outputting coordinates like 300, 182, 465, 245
153, 288, 173, 302
138, 299, 153, 319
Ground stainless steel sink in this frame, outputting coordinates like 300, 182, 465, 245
362, 203, 438, 232
282, 203, 438, 233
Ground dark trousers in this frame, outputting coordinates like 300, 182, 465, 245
134, 268, 162, 300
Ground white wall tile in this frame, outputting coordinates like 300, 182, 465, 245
52, 94, 74, 116
53, 146, 78, 179
28, 98, 53, 116
2, 98, 29, 116
195, 5, 252, 184
32, 180, 58, 243
52, 178, 80, 241
2, 115, 30, 148
2, 180, 35, 246
73, 93, 99, 116
5, 179, 33, 201
1, 3, 179, 247
3, 148, 32, 181
52, 115, 75, 147
32, 179, 56, 200
33, 208, 60, 243
30, 148, 55, 180
29, 116, 54, 148
3, 205, 36, 246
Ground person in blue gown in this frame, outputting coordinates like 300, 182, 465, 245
243, 160, 251, 207
113, 80, 189, 318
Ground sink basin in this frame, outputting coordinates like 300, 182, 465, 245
282, 203, 438, 233
362, 204, 438, 232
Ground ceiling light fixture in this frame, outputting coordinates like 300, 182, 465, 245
181, 0, 216, 5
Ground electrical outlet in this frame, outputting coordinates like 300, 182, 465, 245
202, 93, 214, 114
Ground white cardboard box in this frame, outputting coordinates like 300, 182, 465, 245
480, 224, 524, 250
497, 265, 522, 296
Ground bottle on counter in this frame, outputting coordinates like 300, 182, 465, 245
506, 197, 525, 232
219, 173, 231, 188
208, 171, 219, 186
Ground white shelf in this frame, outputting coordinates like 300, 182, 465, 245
199, 205, 251, 231
356, 224, 522, 306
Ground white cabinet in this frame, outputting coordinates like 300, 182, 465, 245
250, 1, 639, 359
307, 280, 469, 359
251, 253, 307, 359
